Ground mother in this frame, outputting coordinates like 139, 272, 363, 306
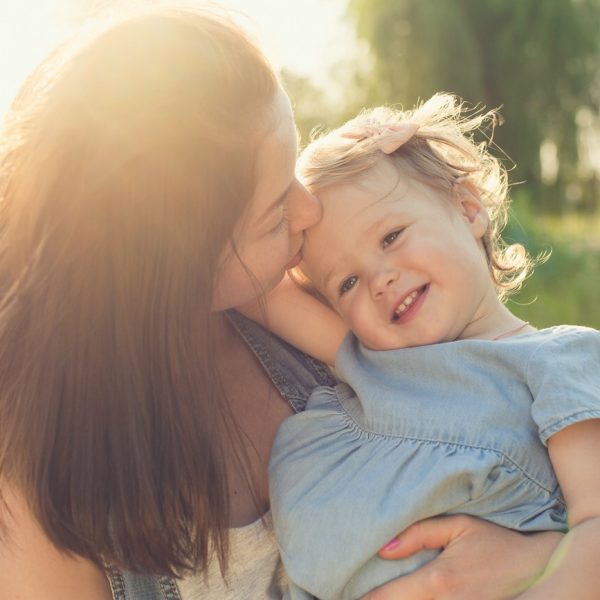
0, 5, 560, 599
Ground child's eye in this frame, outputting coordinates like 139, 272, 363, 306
382, 229, 403, 248
339, 275, 358, 296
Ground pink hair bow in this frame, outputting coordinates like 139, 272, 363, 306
341, 120, 419, 154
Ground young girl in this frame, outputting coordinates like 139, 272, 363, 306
245, 94, 600, 599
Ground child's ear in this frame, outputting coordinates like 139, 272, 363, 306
453, 178, 489, 239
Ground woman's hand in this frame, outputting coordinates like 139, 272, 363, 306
361, 515, 561, 600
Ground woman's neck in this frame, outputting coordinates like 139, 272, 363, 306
211, 310, 294, 527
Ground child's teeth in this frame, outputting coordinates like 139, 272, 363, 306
394, 290, 419, 317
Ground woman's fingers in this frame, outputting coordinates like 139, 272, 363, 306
378, 515, 469, 559
360, 569, 433, 599
362, 556, 464, 599
362, 516, 475, 599
365, 515, 563, 599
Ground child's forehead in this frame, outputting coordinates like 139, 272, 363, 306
318, 161, 410, 213
303, 169, 409, 283
353, 158, 403, 194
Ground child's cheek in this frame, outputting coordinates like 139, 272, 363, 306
346, 298, 372, 345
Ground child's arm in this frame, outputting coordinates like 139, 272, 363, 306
239, 274, 348, 366
516, 419, 600, 599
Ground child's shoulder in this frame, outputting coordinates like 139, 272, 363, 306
532, 324, 599, 343
526, 324, 600, 367
538, 324, 599, 334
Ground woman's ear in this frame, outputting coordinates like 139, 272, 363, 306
453, 178, 489, 240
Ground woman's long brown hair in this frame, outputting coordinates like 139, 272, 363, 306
0, 6, 277, 576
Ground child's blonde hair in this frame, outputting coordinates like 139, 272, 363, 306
298, 93, 531, 300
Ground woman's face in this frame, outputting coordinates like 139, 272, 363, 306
212, 88, 322, 310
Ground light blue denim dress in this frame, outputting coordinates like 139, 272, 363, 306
269, 325, 600, 600
106, 311, 335, 599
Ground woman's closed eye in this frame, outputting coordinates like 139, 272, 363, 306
339, 275, 358, 296
382, 229, 404, 248
269, 205, 289, 234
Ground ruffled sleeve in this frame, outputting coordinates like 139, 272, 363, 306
528, 326, 600, 444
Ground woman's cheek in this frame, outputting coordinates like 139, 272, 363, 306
259, 237, 296, 290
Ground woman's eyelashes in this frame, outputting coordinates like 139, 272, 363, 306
269, 205, 289, 234
339, 275, 358, 296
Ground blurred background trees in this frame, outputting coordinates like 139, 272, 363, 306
5, 0, 596, 328
347, 0, 600, 215
288, 0, 600, 328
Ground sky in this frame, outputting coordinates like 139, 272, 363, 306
0, 0, 354, 120
223, 0, 353, 82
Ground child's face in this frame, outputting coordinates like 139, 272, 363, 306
300, 159, 499, 350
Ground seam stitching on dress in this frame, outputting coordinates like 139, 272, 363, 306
332, 385, 557, 496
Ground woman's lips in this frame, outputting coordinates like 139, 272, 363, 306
284, 251, 302, 270
391, 284, 429, 323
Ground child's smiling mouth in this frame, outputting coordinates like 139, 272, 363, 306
391, 284, 429, 322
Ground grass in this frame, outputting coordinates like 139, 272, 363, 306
503, 193, 600, 330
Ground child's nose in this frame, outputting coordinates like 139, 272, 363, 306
370, 269, 398, 299
287, 182, 322, 236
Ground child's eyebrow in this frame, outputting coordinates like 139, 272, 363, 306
364, 214, 389, 235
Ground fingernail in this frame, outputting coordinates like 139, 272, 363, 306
381, 537, 400, 551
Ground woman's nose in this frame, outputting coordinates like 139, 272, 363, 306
370, 268, 398, 299
287, 182, 322, 236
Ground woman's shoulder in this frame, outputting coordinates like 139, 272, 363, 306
227, 310, 338, 412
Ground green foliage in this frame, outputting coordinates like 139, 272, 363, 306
280, 70, 339, 147
282, 0, 600, 329
504, 192, 600, 329
347, 0, 600, 213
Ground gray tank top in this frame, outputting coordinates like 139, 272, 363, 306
106, 311, 335, 600
177, 510, 284, 600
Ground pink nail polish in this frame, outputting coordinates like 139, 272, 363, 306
382, 537, 400, 551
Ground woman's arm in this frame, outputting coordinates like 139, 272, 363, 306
239, 274, 348, 365
515, 419, 600, 599
0, 485, 113, 600
361, 515, 562, 599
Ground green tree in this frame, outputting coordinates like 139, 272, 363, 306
348, 0, 600, 213
281, 70, 337, 148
